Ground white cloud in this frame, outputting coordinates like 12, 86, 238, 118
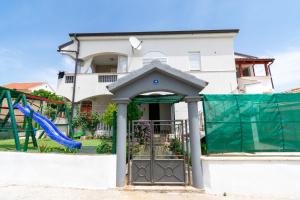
269, 49, 300, 92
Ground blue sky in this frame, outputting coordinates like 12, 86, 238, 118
0, 0, 300, 91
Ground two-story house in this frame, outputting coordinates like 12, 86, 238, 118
56, 29, 274, 125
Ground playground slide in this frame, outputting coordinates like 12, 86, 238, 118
15, 104, 82, 149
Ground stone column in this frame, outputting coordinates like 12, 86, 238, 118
113, 98, 130, 187
185, 96, 203, 188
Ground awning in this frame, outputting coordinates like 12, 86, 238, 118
132, 94, 184, 104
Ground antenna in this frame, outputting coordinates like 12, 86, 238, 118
129, 36, 142, 51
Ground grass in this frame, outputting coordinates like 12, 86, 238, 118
0, 137, 112, 154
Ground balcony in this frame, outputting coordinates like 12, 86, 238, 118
238, 76, 273, 94
56, 73, 126, 102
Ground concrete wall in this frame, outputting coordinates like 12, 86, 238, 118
202, 156, 300, 198
0, 152, 116, 189
238, 76, 273, 94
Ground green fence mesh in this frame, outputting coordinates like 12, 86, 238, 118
203, 93, 300, 153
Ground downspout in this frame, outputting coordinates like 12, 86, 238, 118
268, 60, 275, 89
70, 35, 80, 118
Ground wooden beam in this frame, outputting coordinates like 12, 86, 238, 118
264, 62, 269, 76
238, 64, 243, 77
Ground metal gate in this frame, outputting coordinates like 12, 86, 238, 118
128, 120, 190, 185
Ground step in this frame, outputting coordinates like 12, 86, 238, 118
121, 185, 204, 193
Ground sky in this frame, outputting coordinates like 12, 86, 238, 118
0, 0, 300, 92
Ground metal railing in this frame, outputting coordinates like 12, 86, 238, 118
65, 75, 74, 83
98, 74, 118, 83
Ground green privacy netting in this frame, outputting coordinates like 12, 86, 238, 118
203, 93, 300, 153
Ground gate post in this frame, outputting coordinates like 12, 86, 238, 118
114, 98, 130, 187
185, 96, 203, 188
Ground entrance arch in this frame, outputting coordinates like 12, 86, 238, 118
107, 60, 208, 188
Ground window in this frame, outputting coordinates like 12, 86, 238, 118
65, 75, 74, 83
117, 55, 128, 73
188, 52, 201, 71
143, 51, 167, 66
98, 75, 118, 82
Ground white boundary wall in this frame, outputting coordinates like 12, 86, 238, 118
202, 156, 300, 198
0, 152, 116, 189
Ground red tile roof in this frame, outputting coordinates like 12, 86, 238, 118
288, 88, 300, 93
3, 82, 45, 93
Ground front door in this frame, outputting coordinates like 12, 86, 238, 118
149, 103, 160, 120
129, 120, 189, 185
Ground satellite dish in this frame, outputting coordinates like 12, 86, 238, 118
129, 36, 142, 50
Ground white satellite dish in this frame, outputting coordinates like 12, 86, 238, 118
129, 36, 142, 50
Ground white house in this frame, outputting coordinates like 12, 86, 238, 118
56, 29, 274, 121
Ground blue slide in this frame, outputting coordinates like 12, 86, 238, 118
15, 104, 82, 149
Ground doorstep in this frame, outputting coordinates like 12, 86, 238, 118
120, 185, 204, 193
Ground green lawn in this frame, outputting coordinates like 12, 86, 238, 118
0, 138, 112, 154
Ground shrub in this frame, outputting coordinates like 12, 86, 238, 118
96, 140, 112, 154
31, 89, 65, 119
100, 103, 117, 126
169, 138, 184, 155
100, 102, 143, 126
72, 112, 101, 136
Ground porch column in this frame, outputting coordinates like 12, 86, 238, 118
113, 98, 130, 187
185, 96, 203, 188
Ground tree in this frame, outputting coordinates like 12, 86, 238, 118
100, 103, 117, 127
100, 102, 143, 126
30, 89, 64, 101
30, 89, 65, 118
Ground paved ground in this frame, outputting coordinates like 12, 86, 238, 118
0, 185, 289, 200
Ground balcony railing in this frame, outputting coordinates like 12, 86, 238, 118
64, 73, 119, 84
98, 74, 118, 83
65, 75, 74, 83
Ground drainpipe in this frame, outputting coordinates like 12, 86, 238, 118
70, 35, 80, 118
268, 60, 275, 89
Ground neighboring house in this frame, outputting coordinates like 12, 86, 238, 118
3, 82, 55, 93
235, 52, 274, 94
1, 82, 55, 129
285, 87, 300, 93
56, 29, 275, 122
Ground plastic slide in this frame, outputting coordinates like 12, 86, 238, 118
15, 104, 82, 149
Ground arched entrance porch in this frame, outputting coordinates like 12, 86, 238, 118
107, 61, 208, 188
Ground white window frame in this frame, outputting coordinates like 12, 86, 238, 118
117, 55, 128, 73
188, 51, 201, 71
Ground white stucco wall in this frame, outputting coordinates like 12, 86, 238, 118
57, 33, 238, 102
159, 104, 171, 120
202, 156, 300, 198
238, 76, 273, 94
31, 83, 55, 93
0, 152, 116, 189
90, 95, 113, 113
